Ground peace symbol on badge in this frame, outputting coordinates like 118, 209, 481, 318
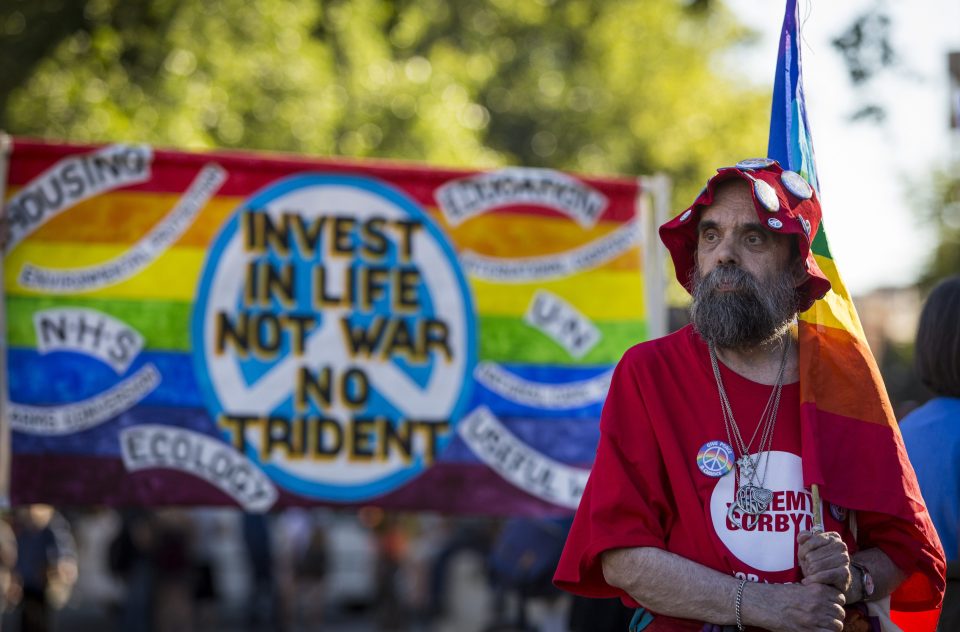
697, 440, 735, 478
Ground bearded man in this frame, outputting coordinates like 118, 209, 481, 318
554, 160, 945, 632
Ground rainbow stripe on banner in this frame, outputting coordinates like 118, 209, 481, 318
769, 1, 946, 628
3, 138, 648, 515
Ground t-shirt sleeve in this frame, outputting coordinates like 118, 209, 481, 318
855, 509, 946, 611
553, 350, 674, 599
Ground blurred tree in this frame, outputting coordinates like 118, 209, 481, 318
917, 164, 960, 290
830, 1, 896, 123
1, 0, 768, 202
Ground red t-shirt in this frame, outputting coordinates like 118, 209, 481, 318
554, 326, 913, 622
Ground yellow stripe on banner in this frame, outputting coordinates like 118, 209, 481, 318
799, 254, 867, 343
472, 270, 645, 321
5, 242, 206, 301
6, 241, 646, 319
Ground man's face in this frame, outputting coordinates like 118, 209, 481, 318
695, 181, 794, 283
690, 180, 800, 350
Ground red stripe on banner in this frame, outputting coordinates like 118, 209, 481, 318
6, 137, 640, 222
798, 321, 894, 427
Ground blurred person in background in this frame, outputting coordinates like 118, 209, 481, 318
152, 510, 195, 632
275, 508, 328, 630
241, 512, 282, 631
293, 515, 328, 627
108, 509, 156, 632
373, 512, 408, 631
11, 505, 77, 632
900, 275, 960, 631
188, 509, 224, 630
426, 516, 496, 622
0, 517, 16, 630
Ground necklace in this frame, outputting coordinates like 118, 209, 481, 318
709, 339, 789, 530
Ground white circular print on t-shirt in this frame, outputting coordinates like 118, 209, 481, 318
709, 450, 815, 572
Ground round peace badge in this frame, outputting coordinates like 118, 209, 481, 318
191, 174, 476, 501
697, 440, 735, 478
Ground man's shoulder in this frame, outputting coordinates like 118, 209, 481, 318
620, 324, 698, 368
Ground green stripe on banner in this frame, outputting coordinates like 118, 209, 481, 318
8, 295, 647, 365
478, 316, 647, 365
7, 296, 193, 351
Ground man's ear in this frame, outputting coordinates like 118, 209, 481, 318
791, 255, 809, 288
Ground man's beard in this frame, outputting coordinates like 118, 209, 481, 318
690, 264, 798, 350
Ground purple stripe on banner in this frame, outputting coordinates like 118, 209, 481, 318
440, 416, 599, 464
12, 405, 221, 457
11, 454, 578, 516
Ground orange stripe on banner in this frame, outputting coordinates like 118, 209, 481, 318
7, 189, 243, 248
8, 188, 640, 268
798, 322, 895, 427
421, 212, 640, 265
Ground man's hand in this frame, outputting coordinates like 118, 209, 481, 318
797, 530, 852, 594
750, 581, 846, 632
603, 546, 849, 632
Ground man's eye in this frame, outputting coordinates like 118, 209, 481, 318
746, 234, 763, 245
702, 232, 718, 243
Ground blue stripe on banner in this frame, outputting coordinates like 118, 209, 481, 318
12, 403, 600, 465
9, 348, 612, 419
9, 348, 204, 407
470, 362, 610, 419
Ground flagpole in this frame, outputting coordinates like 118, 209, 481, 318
0, 132, 12, 508
810, 483, 823, 532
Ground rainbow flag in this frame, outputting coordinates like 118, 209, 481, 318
2, 138, 649, 514
768, 1, 946, 627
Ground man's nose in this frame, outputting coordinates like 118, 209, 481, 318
714, 235, 739, 265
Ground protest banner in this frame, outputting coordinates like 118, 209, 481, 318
2, 137, 664, 514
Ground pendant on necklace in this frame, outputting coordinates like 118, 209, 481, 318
736, 455, 758, 482
726, 502, 761, 530
735, 484, 773, 516
726, 484, 773, 530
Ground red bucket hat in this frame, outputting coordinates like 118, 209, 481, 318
658, 158, 831, 313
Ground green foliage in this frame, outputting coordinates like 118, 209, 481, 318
917, 164, 960, 290
2, 0, 769, 204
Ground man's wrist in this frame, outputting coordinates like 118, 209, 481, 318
739, 581, 778, 629
844, 570, 863, 604
849, 561, 875, 603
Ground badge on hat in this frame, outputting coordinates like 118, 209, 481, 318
767, 217, 783, 229
736, 158, 775, 170
753, 180, 780, 213
697, 441, 735, 478
780, 170, 813, 200
798, 215, 811, 236
679, 209, 693, 223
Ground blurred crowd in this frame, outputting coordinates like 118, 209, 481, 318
0, 506, 630, 632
